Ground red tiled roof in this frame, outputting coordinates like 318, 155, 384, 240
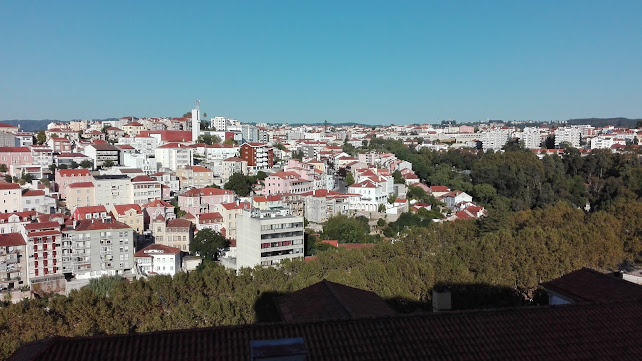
58, 169, 91, 177
22, 190, 45, 197
112, 204, 142, 215
134, 244, 181, 258
0, 183, 21, 190
0, 211, 37, 222
24, 222, 60, 231
74, 205, 107, 214
541, 267, 642, 303
0, 233, 26, 247
67, 182, 94, 188
0, 147, 30, 152
276, 280, 396, 322
13, 299, 642, 360
142, 199, 173, 208
131, 176, 156, 182
73, 219, 131, 231
167, 219, 192, 229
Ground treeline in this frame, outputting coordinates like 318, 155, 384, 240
1, 200, 640, 360
365, 138, 642, 212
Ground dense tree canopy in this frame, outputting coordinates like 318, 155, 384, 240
190, 229, 228, 260
224, 173, 252, 197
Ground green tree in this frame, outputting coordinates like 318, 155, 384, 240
80, 160, 93, 169
322, 214, 371, 243
275, 143, 286, 151
39, 177, 50, 188
392, 170, 405, 184
224, 172, 252, 197
345, 172, 355, 186
70, 161, 79, 169
190, 229, 228, 260
102, 160, 114, 168
36, 130, 47, 145
223, 138, 237, 146
292, 150, 304, 161
4, 175, 12, 183
256, 171, 268, 180
0, 164, 7, 173
87, 275, 124, 298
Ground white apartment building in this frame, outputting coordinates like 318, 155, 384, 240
123, 153, 158, 174
155, 143, 193, 171
93, 175, 131, 208
554, 126, 581, 148
233, 209, 304, 270
480, 128, 511, 151
117, 136, 159, 157
520, 127, 546, 149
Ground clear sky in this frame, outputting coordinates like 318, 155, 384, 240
1, 1, 641, 124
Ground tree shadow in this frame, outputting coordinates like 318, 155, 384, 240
254, 291, 287, 323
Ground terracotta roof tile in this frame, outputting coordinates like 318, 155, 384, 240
10, 301, 642, 360
541, 267, 642, 303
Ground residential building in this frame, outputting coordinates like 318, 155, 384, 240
71, 205, 110, 221
141, 199, 176, 227
149, 172, 180, 197
264, 172, 313, 195
232, 208, 304, 270
177, 187, 235, 216
176, 165, 214, 190
347, 179, 387, 212
151, 217, 193, 252
134, 244, 182, 277
301, 189, 353, 223
212, 202, 250, 240
111, 204, 144, 246
21, 189, 55, 214
93, 175, 130, 208
221, 157, 248, 182
0, 147, 34, 176
0, 233, 27, 291
240, 142, 274, 172
129, 176, 163, 205
22, 222, 64, 292
61, 219, 134, 279
0, 211, 37, 235
55, 169, 94, 199
154, 143, 193, 171
555, 126, 581, 148
65, 182, 95, 210
0, 183, 22, 214
85, 143, 121, 168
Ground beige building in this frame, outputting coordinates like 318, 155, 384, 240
176, 165, 214, 190
212, 202, 250, 240
151, 217, 193, 252
65, 182, 96, 210
111, 204, 144, 247
0, 183, 22, 214
221, 157, 248, 182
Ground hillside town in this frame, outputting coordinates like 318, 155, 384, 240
1, 108, 641, 300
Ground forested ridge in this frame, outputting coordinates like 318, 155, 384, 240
2, 144, 642, 359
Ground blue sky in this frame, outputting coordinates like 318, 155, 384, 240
1, 1, 641, 124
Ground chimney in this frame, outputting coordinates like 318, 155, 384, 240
250, 338, 307, 361
432, 286, 451, 312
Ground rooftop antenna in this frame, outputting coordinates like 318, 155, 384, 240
195, 99, 200, 110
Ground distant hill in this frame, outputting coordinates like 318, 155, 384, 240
0, 118, 118, 132
566, 118, 642, 128
0, 119, 62, 132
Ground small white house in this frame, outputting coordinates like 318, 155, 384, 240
134, 244, 182, 277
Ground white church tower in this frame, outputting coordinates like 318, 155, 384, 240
192, 100, 200, 143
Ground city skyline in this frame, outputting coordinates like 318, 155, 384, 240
1, 1, 641, 124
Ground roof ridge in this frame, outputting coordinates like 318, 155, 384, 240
322, 279, 356, 318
